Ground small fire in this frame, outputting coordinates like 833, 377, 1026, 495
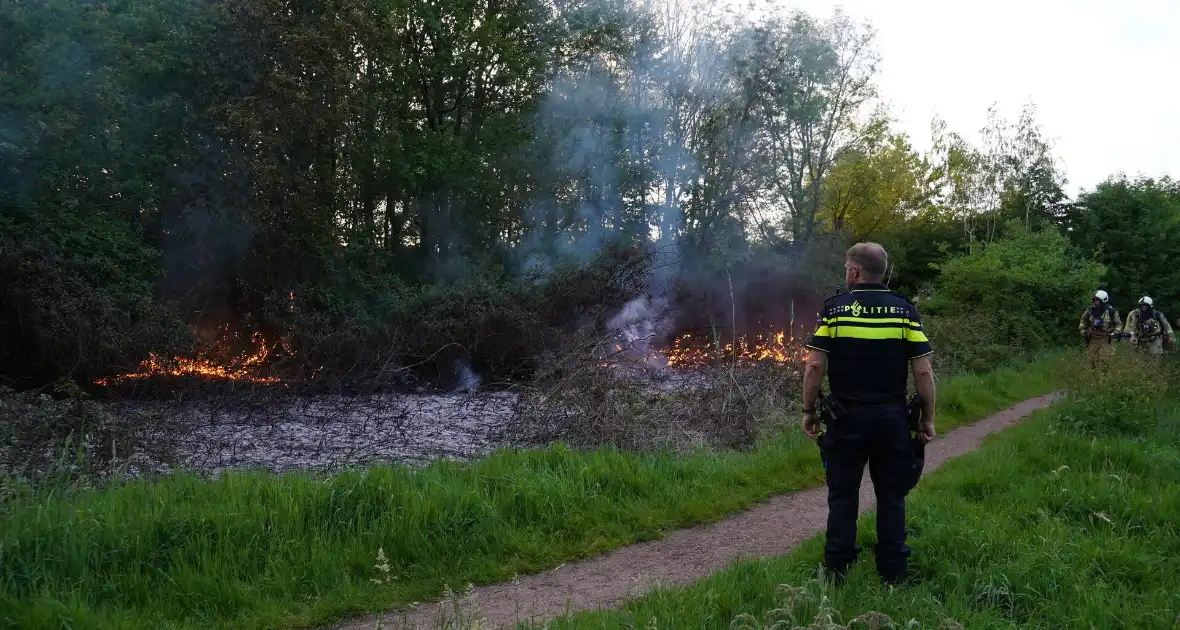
664, 329, 807, 369
96, 329, 281, 386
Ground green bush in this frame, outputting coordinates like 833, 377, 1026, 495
0, 211, 188, 389
922, 222, 1105, 373
922, 312, 1013, 375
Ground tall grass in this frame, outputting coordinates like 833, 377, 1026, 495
0, 351, 1069, 630
536, 351, 1180, 629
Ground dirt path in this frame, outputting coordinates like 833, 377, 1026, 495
332, 393, 1060, 630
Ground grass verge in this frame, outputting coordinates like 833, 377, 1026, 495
0, 351, 1069, 630
535, 351, 1180, 629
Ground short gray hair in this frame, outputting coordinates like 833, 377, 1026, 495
845, 242, 888, 281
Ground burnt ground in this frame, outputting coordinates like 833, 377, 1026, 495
328, 393, 1060, 630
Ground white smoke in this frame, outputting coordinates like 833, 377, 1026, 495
607, 294, 674, 368
454, 362, 481, 394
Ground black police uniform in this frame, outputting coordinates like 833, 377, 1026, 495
805, 282, 933, 584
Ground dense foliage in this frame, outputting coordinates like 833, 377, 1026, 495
1, 0, 1174, 390
921, 224, 1105, 373
1064, 175, 1180, 317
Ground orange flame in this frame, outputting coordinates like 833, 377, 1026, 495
96, 329, 281, 386
663, 329, 807, 369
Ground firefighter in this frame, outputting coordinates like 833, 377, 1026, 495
801, 242, 936, 589
1078, 290, 1122, 364
1124, 296, 1175, 355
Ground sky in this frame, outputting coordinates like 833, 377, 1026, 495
771, 0, 1180, 197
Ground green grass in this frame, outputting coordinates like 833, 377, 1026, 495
534, 353, 1180, 629
0, 351, 1069, 630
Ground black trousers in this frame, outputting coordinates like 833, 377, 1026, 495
820, 403, 912, 582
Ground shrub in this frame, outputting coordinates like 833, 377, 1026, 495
0, 382, 162, 494
1055, 351, 1177, 439
0, 211, 189, 389
507, 343, 800, 453
922, 222, 1105, 373
281, 244, 656, 390
922, 312, 1016, 376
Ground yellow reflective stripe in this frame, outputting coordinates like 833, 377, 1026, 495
824, 316, 912, 326
831, 326, 907, 340
820, 325, 929, 341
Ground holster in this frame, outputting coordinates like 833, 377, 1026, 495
814, 390, 844, 471
903, 392, 926, 493
817, 390, 846, 427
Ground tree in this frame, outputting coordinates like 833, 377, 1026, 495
737, 7, 880, 246
1067, 175, 1180, 318
819, 129, 933, 242
989, 102, 1069, 232
0, 0, 1130, 389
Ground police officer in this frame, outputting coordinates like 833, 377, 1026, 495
1079, 290, 1122, 364
801, 242, 936, 589
1124, 296, 1175, 355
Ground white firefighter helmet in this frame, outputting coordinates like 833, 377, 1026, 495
1139, 296, 1154, 307
1094, 290, 1109, 303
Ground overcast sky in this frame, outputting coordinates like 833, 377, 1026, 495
775, 0, 1179, 197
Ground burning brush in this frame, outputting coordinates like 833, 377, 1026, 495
96, 327, 283, 387
664, 329, 808, 369
599, 329, 808, 371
